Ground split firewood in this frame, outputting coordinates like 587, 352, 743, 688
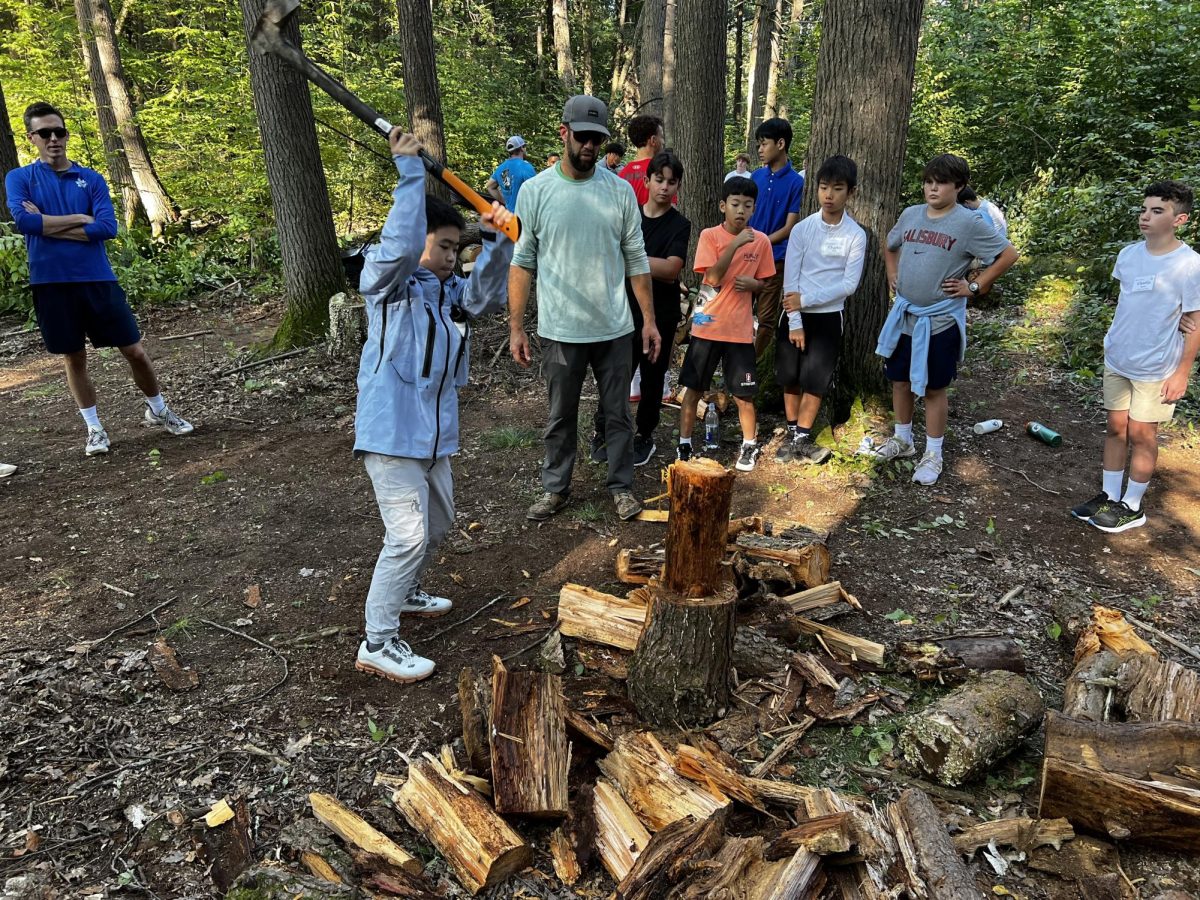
279, 818, 356, 885
1115, 652, 1200, 723
615, 548, 664, 585
896, 634, 1026, 682
564, 707, 615, 751
489, 655, 569, 817
634, 509, 669, 522
952, 817, 1074, 855
391, 756, 531, 894
887, 789, 986, 900
616, 809, 727, 900
437, 745, 491, 796
594, 778, 652, 881
556, 583, 647, 651
1062, 649, 1121, 722
795, 618, 886, 667
742, 847, 826, 899
731, 527, 832, 590
767, 813, 853, 857
549, 827, 580, 885
597, 732, 731, 831
1038, 711, 1200, 851
898, 670, 1044, 786
662, 458, 735, 597
728, 514, 766, 538
791, 652, 842, 689
733, 626, 792, 677
778, 580, 859, 614
200, 796, 254, 893
148, 638, 200, 691
300, 850, 343, 884
308, 792, 421, 875
803, 788, 897, 873
457, 666, 492, 772
672, 835, 766, 898
750, 718, 814, 778
1074, 605, 1156, 664
673, 741, 819, 809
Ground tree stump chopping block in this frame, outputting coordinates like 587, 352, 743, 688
327, 291, 366, 360
663, 458, 735, 597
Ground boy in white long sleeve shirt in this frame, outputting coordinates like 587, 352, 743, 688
774, 155, 867, 464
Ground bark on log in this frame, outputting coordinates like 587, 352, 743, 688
888, 789, 986, 900
898, 670, 1045, 786
616, 810, 727, 900
952, 817, 1074, 855
594, 777, 652, 881
392, 757, 532, 894
626, 583, 736, 726
489, 656, 569, 817
733, 625, 792, 677
732, 528, 831, 590
616, 548, 665, 585
327, 292, 366, 361
896, 635, 1026, 682
557, 583, 648, 651
663, 458, 735, 596
1116, 652, 1200, 723
1038, 711, 1200, 851
565, 707, 615, 752
1062, 649, 1121, 722
457, 666, 491, 772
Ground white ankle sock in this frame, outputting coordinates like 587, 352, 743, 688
925, 435, 944, 457
1121, 479, 1149, 511
895, 423, 914, 445
679, 437, 692, 446
80, 406, 101, 430
1102, 469, 1123, 501
146, 393, 166, 416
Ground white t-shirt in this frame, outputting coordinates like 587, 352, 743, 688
1105, 241, 1200, 381
781, 211, 867, 325
976, 199, 1008, 239
725, 169, 751, 181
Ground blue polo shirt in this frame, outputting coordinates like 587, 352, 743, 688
6, 159, 118, 285
748, 160, 804, 262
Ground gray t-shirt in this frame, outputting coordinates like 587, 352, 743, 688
887, 204, 1009, 333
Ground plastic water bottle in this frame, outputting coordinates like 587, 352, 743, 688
1026, 421, 1063, 447
973, 419, 1003, 435
704, 403, 720, 449
693, 284, 717, 327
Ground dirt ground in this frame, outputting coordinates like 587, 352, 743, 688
0, 288, 1198, 899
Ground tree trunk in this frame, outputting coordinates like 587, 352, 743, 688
0, 82, 19, 222
776, 0, 805, 118
239, 0, 345, 350
744, 0, 773, 150
662, 0, 677, 137
639, 0, 666, 115
74, 0, 141, 227
611, 0, 646, 119
577, 0, 594, 94
395, 0, 449, 201
674, 0, 726, 271
732, 0, 744, 128
763, 0, 784, 116
550, 0, 575, 92
88, 0, 176, 233
805, 0, 924, 422
663, 459, 735, 596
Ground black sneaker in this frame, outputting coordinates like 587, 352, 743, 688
1070, 492, 1112, 521
774, 433, 798, 464
589, 432, 607, 464
1089, 500, 1147, 534
793, 435, 832, 465
735, 443, 761, 472
632, 434, 656, 467
676, 442, 693, 462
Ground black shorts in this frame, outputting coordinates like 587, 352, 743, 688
32, 281, 141, 354
882, 326, 961, 391
679, 336, 758, 397
775, 310, 842, 396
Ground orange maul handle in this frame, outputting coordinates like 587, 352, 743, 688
437, 168, 522, 243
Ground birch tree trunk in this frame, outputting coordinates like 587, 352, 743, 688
551, 0, 576, 92
395, 0, 449, 201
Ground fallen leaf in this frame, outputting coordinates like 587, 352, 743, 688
23, 830, 40, 853
299, 567, 315, 577
509, 597, 531, 610
522, 569, 531, 578
243, 584, 261, 609
233, 617, 253, 627
283, 733, 313, 759
124, 804, 151, 830
450, 572, 465, 586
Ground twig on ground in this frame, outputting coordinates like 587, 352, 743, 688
849, 764, 977, 806
86, 597, 176, 653
161, 328, 214, 342
286, 624, 355, 646
983, 460, 1062, 495
220, 346, 314, 377
198, 618, 289, 704
427, 592, 507, 642
1, 326, 32, 339
500, 628, 553, 663
1118, 609, 1200, 663
101, 582, 135, 597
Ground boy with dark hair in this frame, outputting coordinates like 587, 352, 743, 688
592, 151, 691, 467
775, 154, 866, 465
600, 142, 626, 172
1069, 180, 1200, 533
353, 128, 514, 684
748, 117, 805, 358
485, 135, 536, 209
957, 186, 1008, 238
873, 153, 1018, 485
677, 176, 775, 470
6, 101, 193, 457
618, 115, 666, 204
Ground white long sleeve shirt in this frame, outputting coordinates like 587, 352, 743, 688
782, 211, 867, 328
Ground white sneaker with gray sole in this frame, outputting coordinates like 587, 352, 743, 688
399, 588, 453, 617
85, 427, 110, 456
144, 405, 194, 436
355, 638, 435, 683
871, 435, 916, 461
912, 450, 943, 485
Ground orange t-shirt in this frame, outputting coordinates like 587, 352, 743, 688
692, 225, 776, 343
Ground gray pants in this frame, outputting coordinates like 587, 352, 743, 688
362, 452, 453, 645
542, 336, 634, 496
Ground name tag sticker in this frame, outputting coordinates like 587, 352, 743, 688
1132, 275, 1156, 292
821, 236, 849, 257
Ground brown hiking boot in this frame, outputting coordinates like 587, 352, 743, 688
527, 492, 568, 521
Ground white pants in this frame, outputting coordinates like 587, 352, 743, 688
362, 453, 454, 645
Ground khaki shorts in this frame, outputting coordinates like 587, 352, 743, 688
1103, 368, 1174, 423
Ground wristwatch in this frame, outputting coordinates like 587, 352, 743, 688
968, 281, 980, 295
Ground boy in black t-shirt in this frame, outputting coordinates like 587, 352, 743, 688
593, 151, 692, 467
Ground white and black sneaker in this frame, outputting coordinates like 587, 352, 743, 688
632, 434, 656, 467
735, 442, 761, 472
355, 638, 435, 683
144, 404, 194, 436
85, 426, 110, 456
398, 587, 453, 617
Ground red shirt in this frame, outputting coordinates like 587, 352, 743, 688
618, 157, 678, 205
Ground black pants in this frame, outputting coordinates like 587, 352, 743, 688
595, 303, 680, 439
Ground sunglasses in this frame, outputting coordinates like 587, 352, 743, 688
31, 127, 69, 140
570, 130, 606, 147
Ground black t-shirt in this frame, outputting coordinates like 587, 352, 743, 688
627, 206, 691, 330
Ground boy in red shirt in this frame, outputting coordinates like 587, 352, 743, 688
677, 177, 775, 471
618, 115, 665, 205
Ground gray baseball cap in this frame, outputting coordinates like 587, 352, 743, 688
561, 95, 610, 137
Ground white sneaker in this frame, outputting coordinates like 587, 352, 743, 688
872, 435, 916, 461
144, 404, 194, 435
0, 463, 16, 478
355, 638, 435, 683
399, 588, 453, 617
912, 450, 943, 485
85, 427, 110, 456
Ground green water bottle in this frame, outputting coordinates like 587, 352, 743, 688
1026, 421, 1062, 447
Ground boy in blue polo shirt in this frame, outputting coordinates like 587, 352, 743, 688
748, 117, 805, 358
6, 102, 193, 457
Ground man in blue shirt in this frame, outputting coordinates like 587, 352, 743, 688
748, 117, 805, 359
485, 135, 537, 210
6, 102, 192, 457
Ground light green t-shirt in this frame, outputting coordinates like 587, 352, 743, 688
512, 164, 650, 343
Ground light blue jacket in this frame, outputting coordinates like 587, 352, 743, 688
354, 155, 512, 460
875, 296, 967, 398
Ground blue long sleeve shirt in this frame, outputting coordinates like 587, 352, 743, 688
5, 159, 119, 285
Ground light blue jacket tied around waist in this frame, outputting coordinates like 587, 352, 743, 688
354, 155, 513, 460
874, 295, 968, 398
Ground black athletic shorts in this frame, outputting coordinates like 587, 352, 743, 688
679, 336, 758, 397
775, 310, 842, 396
32, 281, 141, 354
882, 326, 961, 391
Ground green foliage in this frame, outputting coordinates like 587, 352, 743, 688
480, 425, 540, 451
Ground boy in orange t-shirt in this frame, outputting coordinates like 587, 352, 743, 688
678, 176, 776, 471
